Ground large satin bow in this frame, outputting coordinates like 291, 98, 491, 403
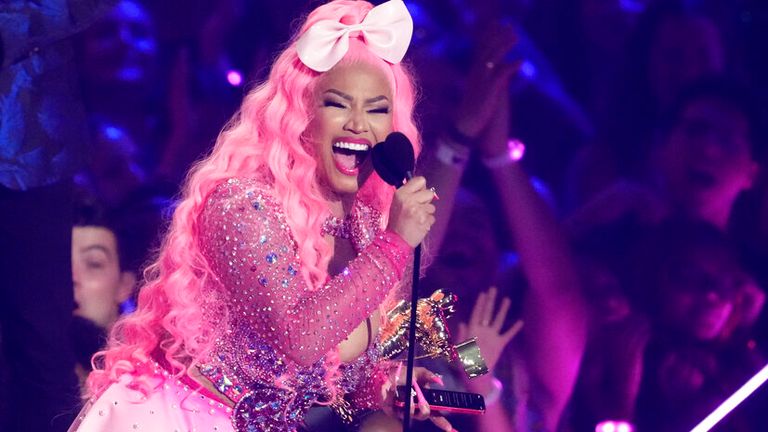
295, 0, 413, 72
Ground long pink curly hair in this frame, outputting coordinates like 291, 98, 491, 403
87, 0, 420, 395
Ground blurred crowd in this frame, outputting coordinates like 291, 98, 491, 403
1, 0, 767, 431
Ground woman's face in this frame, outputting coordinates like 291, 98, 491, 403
305, 61, 394, 196
660, 247, 740, 341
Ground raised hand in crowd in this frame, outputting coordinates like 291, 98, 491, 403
456, 287, 522, 432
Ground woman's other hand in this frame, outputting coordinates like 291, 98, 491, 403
380, 364, 454, 431
387, 176, 437, 247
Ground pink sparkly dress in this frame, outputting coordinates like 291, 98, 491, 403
70, 177, 412, 432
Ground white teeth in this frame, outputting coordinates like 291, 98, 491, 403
333, 142, 370, 152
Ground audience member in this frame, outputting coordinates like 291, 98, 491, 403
631, 219, 765, 431
71, 195, 137, 388
566, 75, 767, 431
653, 78, 762, 231
74, 119, 172, 280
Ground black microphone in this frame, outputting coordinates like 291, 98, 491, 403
371, 132, 415, 187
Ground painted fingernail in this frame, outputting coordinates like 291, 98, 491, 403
431, 374, 444, 386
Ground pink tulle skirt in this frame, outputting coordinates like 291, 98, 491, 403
69, 371, 234, 432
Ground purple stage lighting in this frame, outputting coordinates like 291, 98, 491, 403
520, 60, 536, 78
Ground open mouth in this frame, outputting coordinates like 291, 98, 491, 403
332, 141, 371, 176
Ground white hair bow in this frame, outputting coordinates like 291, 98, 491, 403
295, 0, 413, 72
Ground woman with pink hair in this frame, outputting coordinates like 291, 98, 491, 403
69, 1, 443, 431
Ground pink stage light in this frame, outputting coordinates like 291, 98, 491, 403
595, 420, 634, 432
226, 70, 243, 87
690, 362, 768, 432
507, 139, 526, 162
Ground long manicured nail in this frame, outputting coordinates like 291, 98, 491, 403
430, 187, 440, 200
431, 374, 444, 386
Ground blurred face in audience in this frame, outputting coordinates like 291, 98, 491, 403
80, 0, 158, 86
648, 16, 724, 109
72, 226, 135, 329
659, 97, 757, 219
579, 257, 631, 326
660, 246, 740, 341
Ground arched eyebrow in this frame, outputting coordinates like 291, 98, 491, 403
364, 95, 390, 104
324, 89, 390, 104
324, 89, 352, 100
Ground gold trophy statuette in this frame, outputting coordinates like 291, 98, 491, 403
379, 290, 489, 378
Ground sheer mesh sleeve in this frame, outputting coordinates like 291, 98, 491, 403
199, 178, 411, 366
